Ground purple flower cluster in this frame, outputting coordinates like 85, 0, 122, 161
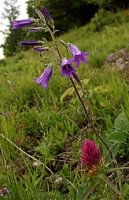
36, 44, 88, 88
57, 43, 88, 86
12, 6, 89, 88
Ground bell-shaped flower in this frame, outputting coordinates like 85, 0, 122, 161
20, 41, 41, 46
61, 58, 75, 77
28, 27, 43, 32
60, 58, 81, 84
68, 43, 88, 67
40, 6, 51, 21
12, 19, 33, 29
35, 66, 52, 88
33, 46, 49, 52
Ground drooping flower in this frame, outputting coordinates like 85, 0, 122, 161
12, 19, 33, 29
60, 58, 75, 77
81, 139, 102, 171
60, 58, 81, 84
28, 27, 43, 32
35, 66, 52, 88
33, 46, 49, 52
20, 41, 41, 46
68, 43, 89, 67
40, 6, 51, 21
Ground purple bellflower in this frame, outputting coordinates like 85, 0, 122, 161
60, 58, 81, 84
35, 66, 52, 88
61, 58, 75, 77
12, 19, 33, 29
20, 41, 41, 46
28, 27, 43, 32
40, 6, 51, 21
68, 43, 88, 67
33, 46, 48, 52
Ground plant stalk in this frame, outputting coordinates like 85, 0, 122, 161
70, 77, 113, 161
51, 30, 113, 162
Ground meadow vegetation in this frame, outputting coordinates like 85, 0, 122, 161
1, 10, 129, 199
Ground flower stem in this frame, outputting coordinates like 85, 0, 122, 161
70, 77, 113, 161
50, 31, 118, 186
48, 28, 62, 60
51, 30, 113, 162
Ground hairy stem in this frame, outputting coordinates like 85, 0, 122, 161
51, 29, 113, 162
70, 78, 119, 187
49, 28, 62, 60
70, 78, 113, 160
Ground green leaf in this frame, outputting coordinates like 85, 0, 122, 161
114, 112, 129, 133
82, 79, 90, 86
108, 131, 127, 143
108, 112, 129, 143
99, 174, 121, 196
107, 112, 129, 143
93, 85, 109, 94
60, 78, 90, 102
60, 87, 75, 102
81, 181, 99, 200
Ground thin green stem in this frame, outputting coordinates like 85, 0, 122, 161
70, 78, 119, 187
70, 78, 113, 160
46, 27, 118, 187
48, 27, 62, 60
50, 28, 114, 162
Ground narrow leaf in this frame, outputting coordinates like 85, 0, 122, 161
82, 181, 99, 200
99, 174, 121, 195
60, 87, 74, 102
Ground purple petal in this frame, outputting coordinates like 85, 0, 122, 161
73, 56, 80, 67
20, 41, 41, 46
40, 6, 51, 21
68, 44, 81, 56
68, 43, 89, 67
60, 58, 72, 67
33, 46, 47, 52
28, 27, 42, 32
12, 19, 32, 29
80, 52, 89, 62
73, 53, 89, 67
60, 58, 76, 77
35, 66, 52, 88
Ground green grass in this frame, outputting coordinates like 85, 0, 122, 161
1, 17, 129, 199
